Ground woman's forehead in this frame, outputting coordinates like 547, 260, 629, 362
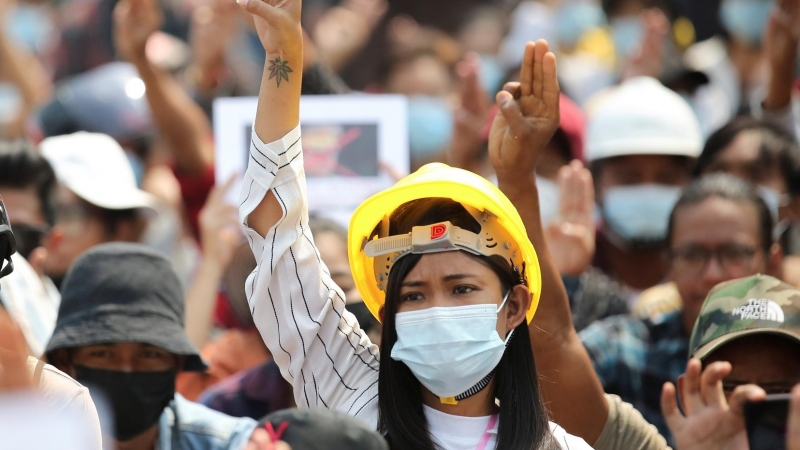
403, 252, 497, 281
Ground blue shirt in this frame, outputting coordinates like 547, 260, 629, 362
579, 310, 689, 444
158, 394, 257, 449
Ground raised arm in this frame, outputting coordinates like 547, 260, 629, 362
487, 40, 609, 443
235, 0, 380, 424
113, 0, 215, 174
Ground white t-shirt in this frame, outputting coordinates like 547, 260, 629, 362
425, 405, 592, 450
240, 126, 593, 450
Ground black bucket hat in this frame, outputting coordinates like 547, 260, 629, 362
45, 242, 206, 371
258, 408, 389, 450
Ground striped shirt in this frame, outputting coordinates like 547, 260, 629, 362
240, 126, 592, 450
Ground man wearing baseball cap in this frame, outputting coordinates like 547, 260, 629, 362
45, 243, 257, 450
689, 273, 800, 394
39, 132, 157, 289
662, 274, 800, 448
586, 76, 703, 298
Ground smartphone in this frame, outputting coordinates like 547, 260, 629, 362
745, 393, 792, 450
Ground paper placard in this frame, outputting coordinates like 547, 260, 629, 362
214, 95, 409, 225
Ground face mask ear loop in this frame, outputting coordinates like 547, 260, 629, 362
496, 290, 511, 314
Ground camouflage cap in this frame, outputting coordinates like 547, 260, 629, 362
689, 274, 800, 360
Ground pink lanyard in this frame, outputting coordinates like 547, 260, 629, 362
476, 413, 499, 450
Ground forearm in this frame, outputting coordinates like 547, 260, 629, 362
247, 41, 303, 237
133, 57, 214, 173
0, 32, 51, 110
498, 174, 608, 443
764, 60, 796, 111
184, 259, 225, 349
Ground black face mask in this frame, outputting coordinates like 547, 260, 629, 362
75, 366, 177, 441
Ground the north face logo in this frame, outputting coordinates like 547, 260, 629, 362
731, 298, 785, 323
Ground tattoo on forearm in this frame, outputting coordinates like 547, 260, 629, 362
268, 56, 293, 87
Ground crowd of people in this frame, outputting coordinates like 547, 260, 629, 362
1, 0, 800, 448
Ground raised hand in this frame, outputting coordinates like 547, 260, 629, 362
447, 52, 491, 173
763, 0, 800, 109
237, 0, 302, 59
113, 0, 163, 63
621, 9, 668, 80
488, 40, 560, 180
661, 358, 764, 450
199, 176, 241, 271
546, 160, 595, 276
312, 0, 387, 71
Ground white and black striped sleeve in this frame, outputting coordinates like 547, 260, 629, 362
239, 126, 381, 428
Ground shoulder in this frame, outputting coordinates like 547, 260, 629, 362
166, 394, 258, 447
632, 283, 681, 321
32, 358, 92, 411
549, 421, 594, 449
595, 394, 669, 450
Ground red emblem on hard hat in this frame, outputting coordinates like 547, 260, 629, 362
430, 224, 447, 240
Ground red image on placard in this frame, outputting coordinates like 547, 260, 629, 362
430, 224, 447, 240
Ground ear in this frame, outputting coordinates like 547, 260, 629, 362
505, 284, 531, 330
378, 306, 385, 323
27, 247, 48, 278
767, 242, 783, 277
44, 226, 64, 253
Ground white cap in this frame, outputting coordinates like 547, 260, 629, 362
40, 132, 157, 212
585, 77, 703, 162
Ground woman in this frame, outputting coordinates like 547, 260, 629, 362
235, 0, 591, 448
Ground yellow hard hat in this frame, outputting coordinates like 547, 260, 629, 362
348, 163, 541, 323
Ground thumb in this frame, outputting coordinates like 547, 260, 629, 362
237, 0, 281, 24
495, 91, 526, 135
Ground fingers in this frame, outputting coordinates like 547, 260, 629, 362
519, 42, 535, 97
788, 385, 800, 450
495, 90, 526, 135
532, 39, 548, 99
681, 358, 705, 415
728, 384, 766, 416
542, 51, 560, 113
557, 161, 593, 226
237, 0, 281, 24
699, 361, 732, 409
457, 52, 486, 113
661, 382, 685, 433
502, 81, 521, 98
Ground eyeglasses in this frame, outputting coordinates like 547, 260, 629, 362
670, 244, 759, 275
10, 223, 49, 260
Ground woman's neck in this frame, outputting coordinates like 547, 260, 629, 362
421, 380, 498, 417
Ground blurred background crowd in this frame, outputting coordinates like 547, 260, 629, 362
1, 0, 800, 447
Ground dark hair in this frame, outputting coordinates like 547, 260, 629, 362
92, 205, 142, 237
376, 198, 559, 450
666, 173, 774, 253
695, 118, 800, 196
0, 139, 57, 226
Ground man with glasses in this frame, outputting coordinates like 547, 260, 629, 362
0, 139, 61, 356
579, 173, 783, 444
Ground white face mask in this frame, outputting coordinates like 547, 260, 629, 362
390, 292, 513, 400
602, 184, 682, 246
757, 185, 791, 240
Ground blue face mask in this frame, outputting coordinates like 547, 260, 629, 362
391, 292, 512, 400
610, 17, 644, 58
407, 96, 454, 161
556, 1, 606, 48
720, 0, 774, 47
602, 184, 682, 247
